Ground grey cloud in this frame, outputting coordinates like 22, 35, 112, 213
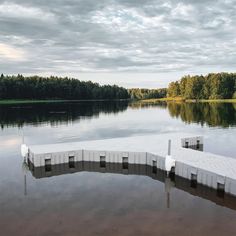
0, 0, 236, 77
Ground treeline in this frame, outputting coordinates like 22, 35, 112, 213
2, 73, 236, 101
167, 73, 236, 99
0, 74, 129, 100
128, 88, 167, 99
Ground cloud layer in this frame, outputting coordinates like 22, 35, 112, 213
0, 0, 236, 86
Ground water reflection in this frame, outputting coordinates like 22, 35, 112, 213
0, 101, 235, 129
167, 102, 236, 127
1, 101, 236, 236
26, 161, 236, 211
129, 101, 167, 109
0, 101, 128, 129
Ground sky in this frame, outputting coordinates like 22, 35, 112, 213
0, 0, 236, 88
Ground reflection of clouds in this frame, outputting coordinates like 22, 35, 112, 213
0, 104, 235, 158
0, 137, 21, 147
0, 135, 22, 157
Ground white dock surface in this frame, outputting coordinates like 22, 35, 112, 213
28, 133, 236, 180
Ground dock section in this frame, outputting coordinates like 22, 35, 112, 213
25, 133, 236, 196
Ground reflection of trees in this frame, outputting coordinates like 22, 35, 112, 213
167, 102, 236, 127
0, 101, 129, 129
129, 101, 167, 109
1, 101, 234, 129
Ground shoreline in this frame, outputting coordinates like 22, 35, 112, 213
0, 98, 236, 105
0, 99, 130, 105
138, 98, 236, 103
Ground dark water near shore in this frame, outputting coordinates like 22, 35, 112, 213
0, 101, 236, 236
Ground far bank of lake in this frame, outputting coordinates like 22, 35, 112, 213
0, 99, 130, 105
138, 98, 236, 103
0, 98, 236, 105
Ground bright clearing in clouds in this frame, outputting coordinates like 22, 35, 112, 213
0, 0, 236, 87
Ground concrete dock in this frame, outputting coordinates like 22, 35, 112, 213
24, 133, 236, 196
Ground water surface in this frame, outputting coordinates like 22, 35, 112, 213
0, 101, 236, 236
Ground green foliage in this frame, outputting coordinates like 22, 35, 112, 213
167, 82, 180, 97
167, 73, 236, 99
179, 76, 188, 97
233, 92, 236, 99
0, 74, 130, 100
1, 72, 235, 101
128, 88, 167, 100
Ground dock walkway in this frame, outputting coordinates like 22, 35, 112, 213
25, 133, 236, 196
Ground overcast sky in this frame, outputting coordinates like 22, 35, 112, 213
0, 0, 236, 88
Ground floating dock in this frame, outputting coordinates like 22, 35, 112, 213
24, 133, 236, 196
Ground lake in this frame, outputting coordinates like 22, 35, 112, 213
0, 101, 236, 236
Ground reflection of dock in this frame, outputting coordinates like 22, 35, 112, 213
27, 161, 236, 211
24, 133, 236, 196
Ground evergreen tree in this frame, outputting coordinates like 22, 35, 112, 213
0, 75, 130, 100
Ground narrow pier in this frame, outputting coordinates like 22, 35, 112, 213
23, 133, 236, 196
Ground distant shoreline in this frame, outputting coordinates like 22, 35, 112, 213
1, 98, 236, 105
137, 98, 236, 103
0, 99, 130, 105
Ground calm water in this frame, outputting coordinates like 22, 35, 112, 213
0, 101, 236, 236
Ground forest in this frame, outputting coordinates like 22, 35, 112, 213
167, 73, 236, 99
0, 74, 168, 101
128, 88, 167, 99
0, 74, 130, 100
1, 73, 236, 101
